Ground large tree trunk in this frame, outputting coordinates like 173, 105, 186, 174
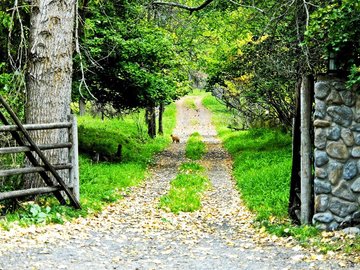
24, 0, 76, 188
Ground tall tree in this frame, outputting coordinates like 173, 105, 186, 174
25, 0, 76, 187
75, 1, 189, 137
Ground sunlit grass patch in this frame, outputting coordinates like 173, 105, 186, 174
185, 132, 207, 160
160, 162, 210, 214
184, 97, 197, 110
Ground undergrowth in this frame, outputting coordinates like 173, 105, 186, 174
0, 104, 176, 228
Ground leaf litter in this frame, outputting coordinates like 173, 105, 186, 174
0, 96, 358, 269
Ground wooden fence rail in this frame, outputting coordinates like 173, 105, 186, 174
0, 114, 80, 207
0, 142, 73, 154
0, 122, 72, 132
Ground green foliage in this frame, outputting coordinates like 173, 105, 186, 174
347, 65, 360, 90
75, 0, 190, 111
18, 204, 61, 225
196, 1, 358, 128
1, 201, 86, 228
185, 132, 207, 160
0, 2, 27, 117
159, 162, 210, 213
305, 0, 360, 74
204, 1, 301, 128
78, 104, 176, 163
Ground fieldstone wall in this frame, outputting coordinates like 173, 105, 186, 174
313, 76, 360, 230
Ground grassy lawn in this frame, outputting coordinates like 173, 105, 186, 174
0, 104, 176, 227
184, 97, 197, 110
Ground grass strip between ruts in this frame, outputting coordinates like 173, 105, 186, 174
159, 162, 210, 214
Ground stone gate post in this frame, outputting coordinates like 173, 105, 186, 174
313, 75, 360, 230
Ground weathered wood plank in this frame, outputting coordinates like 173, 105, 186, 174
0, 186, 61, 201
0, 164, 72, 177
69, 115, 80, 201
0, 122, 72, 132
0, 104, 67, 206
0, 96, 81, 209
0, 143, 72, 154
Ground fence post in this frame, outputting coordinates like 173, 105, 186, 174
69, 115, 80, 201
300, 75, 314, 224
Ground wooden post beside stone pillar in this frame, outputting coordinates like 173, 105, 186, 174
300, 75, 314, 224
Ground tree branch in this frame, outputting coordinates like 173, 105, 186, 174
151, 0, 214, 13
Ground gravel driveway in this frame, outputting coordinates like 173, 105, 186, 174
0, 95, 357, 270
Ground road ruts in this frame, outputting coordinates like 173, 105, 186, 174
0, 95, 356, 270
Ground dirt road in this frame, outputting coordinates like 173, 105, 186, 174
0, 95, 355, 269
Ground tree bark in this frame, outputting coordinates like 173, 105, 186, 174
146, 105, 156, 138
158, 103, 164, 135
152, 0, 214, 13
25, 0, 76, 188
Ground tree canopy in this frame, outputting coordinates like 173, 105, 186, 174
73, 0, 190, 113
153, 0, 359, 128
0, 0, 359, 127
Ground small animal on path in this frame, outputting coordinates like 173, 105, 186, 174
171, 134, 180, 143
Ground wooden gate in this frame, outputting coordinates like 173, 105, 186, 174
0, 96, 80, 209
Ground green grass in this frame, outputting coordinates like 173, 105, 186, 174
184, 97, 197, 110
190, 88, 208, 97
159, 162, 210, 214
0, 104, 177, 228
79, 159, 145, 211
77, 108, 175, 163
203, 94, 360, 256
185, 132, 207, 160
229, 128, 292, 221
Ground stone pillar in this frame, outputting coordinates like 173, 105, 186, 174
313, 75, 360, 230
